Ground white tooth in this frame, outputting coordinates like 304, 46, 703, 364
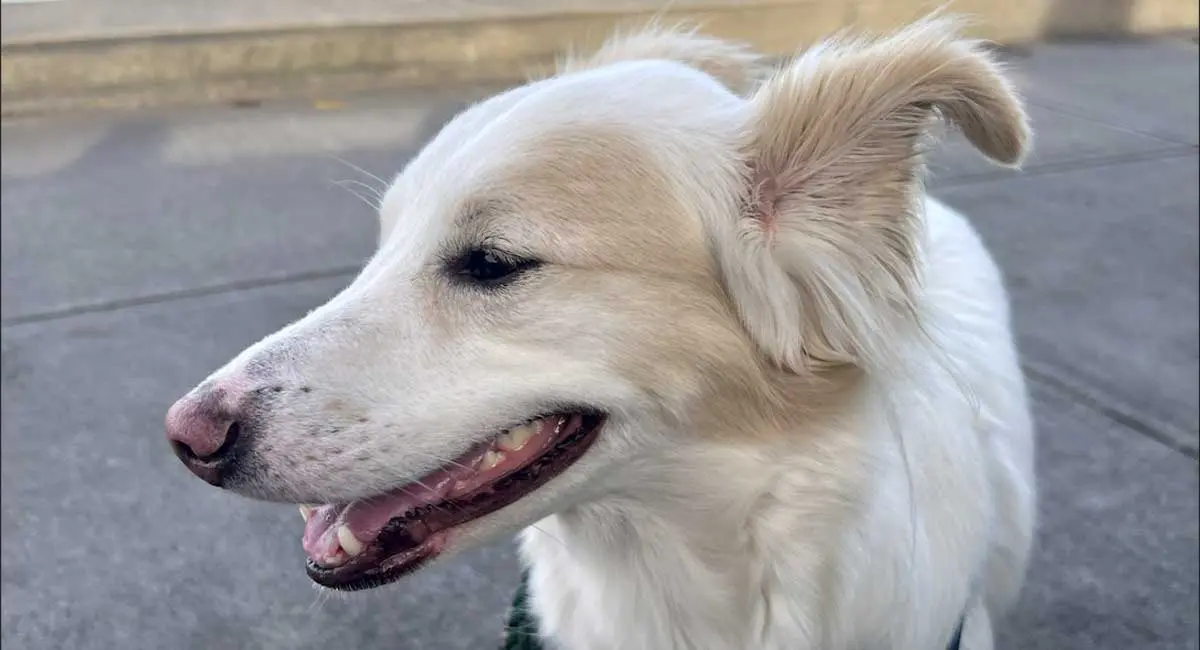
483, 450, 505, 469
323, 552, 347, 568
337, 525, 365, 557
299, 505, 313, 521
498, 422, 537, 451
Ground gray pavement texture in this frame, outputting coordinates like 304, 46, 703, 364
2, 40, 1198, 650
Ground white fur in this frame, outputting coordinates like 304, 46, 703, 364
182, 17, 1036, 650
521, 196, 1035, 650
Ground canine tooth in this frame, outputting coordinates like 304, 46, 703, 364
337, 525, 365, 557
498, 422, 537, 451
483, 450, 505, 469
299, 505, 313, 521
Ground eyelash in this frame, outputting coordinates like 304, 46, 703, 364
451, 248, 542, 287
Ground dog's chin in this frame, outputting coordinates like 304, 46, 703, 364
298, 409, 606, 591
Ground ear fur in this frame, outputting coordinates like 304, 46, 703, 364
557, 22, 770, 96
725, 15, 1031, 373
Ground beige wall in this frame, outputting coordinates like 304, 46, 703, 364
3, 0, 1196, 115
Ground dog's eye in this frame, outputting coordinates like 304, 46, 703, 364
455, 248, 540, 286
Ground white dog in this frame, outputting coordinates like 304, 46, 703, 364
165, 15, 1036, 650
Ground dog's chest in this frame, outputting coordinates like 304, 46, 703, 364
519, 522, 793, 650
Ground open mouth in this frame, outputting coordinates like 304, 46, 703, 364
300, 409, 605, 591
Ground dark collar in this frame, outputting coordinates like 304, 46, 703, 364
946, 616, 964, 650
501, 569, 968, 650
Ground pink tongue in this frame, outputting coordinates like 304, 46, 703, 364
301, 506, 343, 560
300, 473, 447, 561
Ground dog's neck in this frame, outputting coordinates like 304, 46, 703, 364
521, 377, 878, 649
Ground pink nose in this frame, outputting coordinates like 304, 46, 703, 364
165, 388, 242, 485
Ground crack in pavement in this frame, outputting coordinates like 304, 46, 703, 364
0, 265, 361, 328
1022, 359, 1198, 460
934, 146, 1197, 188
1023, 96, 1198, 148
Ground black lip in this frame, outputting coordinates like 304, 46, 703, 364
305, 410, 607, 591
305, 545, 435, 592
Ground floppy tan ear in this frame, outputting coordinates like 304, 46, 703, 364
558, 22, 769, 95
722, 16, 1031, 373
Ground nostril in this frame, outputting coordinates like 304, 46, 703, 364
208, 421, 242, 461
170, 438, 200, 462
166, 388, 250, 488
171, 420, 242, 464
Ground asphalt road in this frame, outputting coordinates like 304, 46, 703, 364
2, 40, 1198, 650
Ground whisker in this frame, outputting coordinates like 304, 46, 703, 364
328, 154, 391, 192
331, 179, 384, 208
338, 178, 384, 201
394, 483, 459, 517
528, 523, 567, 549
358, 484, 456, 519
330, 179, 382, 211
307, 585, 334, 612
400, 447, 482, 475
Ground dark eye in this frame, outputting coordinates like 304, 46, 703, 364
455, 248, 540, 286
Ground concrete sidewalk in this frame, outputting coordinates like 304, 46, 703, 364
2, 38, 1198, 650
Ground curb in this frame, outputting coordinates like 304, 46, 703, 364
2, 0, 1197, 116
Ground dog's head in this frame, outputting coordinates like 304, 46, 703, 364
165, 17, 1028, 590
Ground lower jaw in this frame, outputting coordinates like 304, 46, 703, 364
305, 532, 447, 591
303, 411, 605, 591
